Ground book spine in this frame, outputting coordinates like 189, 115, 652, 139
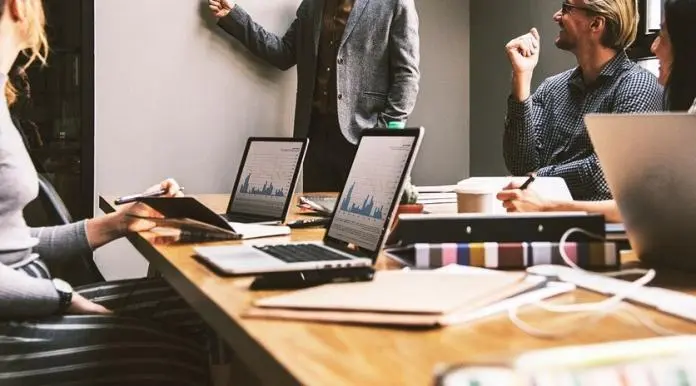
413, 242, 619, 269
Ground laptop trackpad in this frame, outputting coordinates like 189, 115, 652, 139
195, 246, 285, 270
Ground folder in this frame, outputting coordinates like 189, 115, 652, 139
384, 241, 620, 270
244, 271, 542, 327
136, 197, 290, 240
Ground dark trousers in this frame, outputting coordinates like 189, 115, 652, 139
303, 111, 357, 192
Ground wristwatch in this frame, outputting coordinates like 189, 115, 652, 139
52, 278, 73, 312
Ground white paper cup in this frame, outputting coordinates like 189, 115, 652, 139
455, 187, 497, 213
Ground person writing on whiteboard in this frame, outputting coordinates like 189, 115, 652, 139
503, 0, 662, 202
498, 0, 696, 223
207, 0, 420, 192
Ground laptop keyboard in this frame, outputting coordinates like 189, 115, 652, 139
254, 244, 353, 263
223, 213, 265, 223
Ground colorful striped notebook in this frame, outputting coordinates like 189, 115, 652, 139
384, 242, 619, 270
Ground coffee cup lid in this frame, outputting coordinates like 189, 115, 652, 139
454, 185, 495, 194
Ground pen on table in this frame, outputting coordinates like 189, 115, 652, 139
114, 186, 185, 205
519, 174, 536, 190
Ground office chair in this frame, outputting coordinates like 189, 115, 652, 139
27, 174, 106, 284
13, 115, 105, 284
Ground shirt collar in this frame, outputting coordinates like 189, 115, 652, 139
568, 50, 631, 89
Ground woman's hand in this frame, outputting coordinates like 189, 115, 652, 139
85, 179, 185, 249
67, 293, 112, 315
118, 178, 185, 233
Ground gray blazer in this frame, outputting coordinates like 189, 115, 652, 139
218, 0, 420, 144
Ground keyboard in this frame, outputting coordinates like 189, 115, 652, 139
254, 244, 353, 263
222, 213, 270, 223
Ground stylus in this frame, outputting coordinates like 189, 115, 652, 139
114, 187, 185, 205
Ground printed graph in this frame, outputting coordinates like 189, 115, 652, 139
230, 142, 302, 218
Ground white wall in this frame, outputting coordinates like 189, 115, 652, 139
94, 0, 299, 278
93, 0, 470, 278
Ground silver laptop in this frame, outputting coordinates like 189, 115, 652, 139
194, 127, 425, 275
221, 137, 308, 224
585, 113, 696, 269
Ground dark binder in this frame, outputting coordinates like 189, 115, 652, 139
385, 213, 606, 247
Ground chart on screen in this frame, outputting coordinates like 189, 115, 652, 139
230, 141, 302, 217
328, 136, 414, 250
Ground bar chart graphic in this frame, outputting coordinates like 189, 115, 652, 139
230, 141, 302, 218
339, 183, 384, 220
239, 174, 286, 197
329, 136, 415, 250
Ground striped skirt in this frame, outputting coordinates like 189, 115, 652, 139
0, 260, 224, 386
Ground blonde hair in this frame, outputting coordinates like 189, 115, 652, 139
3, 0, 49, 105
584, 0, 639, 50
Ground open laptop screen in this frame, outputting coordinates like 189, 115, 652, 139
326, 133, 420, 252
228, 139, 306, 219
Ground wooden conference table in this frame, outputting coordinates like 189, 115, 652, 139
99, 194, 696, 386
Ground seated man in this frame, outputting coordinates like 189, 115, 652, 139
504, 0, 662, 201
498, 0, 696, 223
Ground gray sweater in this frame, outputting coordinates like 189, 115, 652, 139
0, 73, 92, 319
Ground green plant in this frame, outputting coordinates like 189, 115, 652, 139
400, 176, 419, 205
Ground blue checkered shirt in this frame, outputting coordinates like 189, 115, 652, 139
504, 51, 663, 201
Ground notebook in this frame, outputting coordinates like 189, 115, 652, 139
222, 137, 308, 224
244, 270, 543, 327
193, 128, 424, 275
136, 196, 290, 240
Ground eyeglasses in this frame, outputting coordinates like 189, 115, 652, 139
561, 1, 595, 14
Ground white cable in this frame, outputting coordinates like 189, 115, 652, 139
508, 227, 686, 339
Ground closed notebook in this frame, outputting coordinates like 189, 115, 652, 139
244, 271, 539, 327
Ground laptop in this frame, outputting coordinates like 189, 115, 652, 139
222, 137, 308, 224
585, 113, 696, 270
194, 127, 425, 275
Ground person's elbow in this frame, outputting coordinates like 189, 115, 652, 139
267, 46, 296, 71
273, 52, 296, 70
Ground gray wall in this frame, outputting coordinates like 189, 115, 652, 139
409, 0, 470, 185
469, 0, 575, 176
93, 0, 470, 278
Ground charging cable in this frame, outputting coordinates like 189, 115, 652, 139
508, 227, 683, 338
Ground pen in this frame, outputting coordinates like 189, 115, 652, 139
114, 186, 185, 205
519, 174, 536, 190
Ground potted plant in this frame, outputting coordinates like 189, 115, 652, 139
396, 176, 424, 215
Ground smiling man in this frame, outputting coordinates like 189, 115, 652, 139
503, 0, 662, 201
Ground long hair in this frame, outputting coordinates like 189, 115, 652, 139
0, 0, 49, 105
663, 0, 696, 111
